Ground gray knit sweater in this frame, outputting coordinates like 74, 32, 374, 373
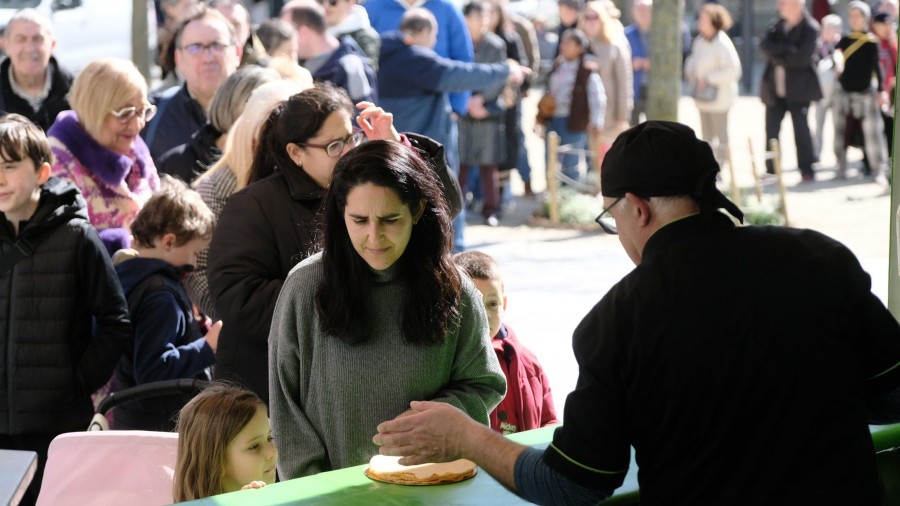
269, 252, 506, 479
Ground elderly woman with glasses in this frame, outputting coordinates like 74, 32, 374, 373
207, 83, 461, 404
47, 57, 160, 255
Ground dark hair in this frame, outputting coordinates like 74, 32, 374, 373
283, 2, 327, 34
131, 175, 216, 248
700, 4, 733, 32
256, 18, 296, 54
463, 1, 485, 17
452, 250, 500, 281
173, 5, 237, 48
316, 140, 461, 346
247, 83, 354, 184
561, 27, 589, 49
0, 114, 53, 169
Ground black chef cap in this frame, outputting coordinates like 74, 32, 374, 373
600, 121, 743, 223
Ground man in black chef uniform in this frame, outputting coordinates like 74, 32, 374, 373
374, 121, 900, 505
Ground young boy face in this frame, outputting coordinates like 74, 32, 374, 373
0, 156, 49, 229
472, 276, 507, 339
161, 234, 210, 268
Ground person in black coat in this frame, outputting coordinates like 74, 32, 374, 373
0, 116, 131, 506
0, 11, 74, 131
207, 84, 461, 402
759, 0, 822, 181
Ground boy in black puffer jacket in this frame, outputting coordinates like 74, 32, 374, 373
0, 114, 132, 506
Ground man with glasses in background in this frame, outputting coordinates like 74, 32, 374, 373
281, 0, 377, 104
0, 9, 73, 131
375, 121, 900, 504
143, 6, 242, 161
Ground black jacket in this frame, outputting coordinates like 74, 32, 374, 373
208, 134, 461, 401
0, 56, 73, 131
759, 12, 823, 105
143, 84, 208, 162
113, 258, 213, 431
156, 123, 222, 184
0, 177, 131, 435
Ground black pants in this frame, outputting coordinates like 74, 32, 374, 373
765, 98, 815, 176
0, 433, 55, 506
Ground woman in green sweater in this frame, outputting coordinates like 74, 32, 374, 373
269, 140, 506, 479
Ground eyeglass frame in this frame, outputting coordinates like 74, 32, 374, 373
295, 129, 364, 158
594, 196, 623, 234
110, 103, 157, 124
178, 41, 234, 56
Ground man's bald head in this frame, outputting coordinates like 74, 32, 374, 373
400, 8, 438, 48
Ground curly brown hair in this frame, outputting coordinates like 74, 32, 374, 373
130, 175, 215, 248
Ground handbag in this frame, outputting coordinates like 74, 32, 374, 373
692, 82, 718, 102
535, 92, 556, 126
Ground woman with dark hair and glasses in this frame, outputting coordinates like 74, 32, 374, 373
48, 57, 160, 255
269, 139, 504, 479
208, 83, 462, 405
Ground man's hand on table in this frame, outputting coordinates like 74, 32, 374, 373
373, 400, 527, 492
373, 401, 472, 465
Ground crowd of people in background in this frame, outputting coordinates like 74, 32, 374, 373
0, 0, 898, 504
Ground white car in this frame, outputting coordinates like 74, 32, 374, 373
0, 0, 155, 73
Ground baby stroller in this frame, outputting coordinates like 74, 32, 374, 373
36, 379, 210, 506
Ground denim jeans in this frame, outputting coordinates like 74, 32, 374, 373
446, 120, 465, 252
546, 116, 587, 182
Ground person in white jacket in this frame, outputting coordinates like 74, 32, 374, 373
684, 3, 741, 167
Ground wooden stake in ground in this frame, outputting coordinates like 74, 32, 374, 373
547, 132, 560, 223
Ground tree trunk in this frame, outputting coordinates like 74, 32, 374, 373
132, 0, 152, 81
646, 0, 684, 121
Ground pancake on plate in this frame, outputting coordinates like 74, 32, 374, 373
365, 455, 478, 485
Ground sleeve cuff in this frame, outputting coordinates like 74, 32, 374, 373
543, 440, 628, 490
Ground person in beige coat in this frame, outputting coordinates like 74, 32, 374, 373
684, 3, 741, 166
581, 1, 632, 160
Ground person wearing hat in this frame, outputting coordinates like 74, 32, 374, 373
374, 121, 900, 505
832, 0, 890, 183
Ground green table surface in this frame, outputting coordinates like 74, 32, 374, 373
177, 423, 900, 505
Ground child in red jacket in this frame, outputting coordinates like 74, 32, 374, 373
453, 250, 559, 435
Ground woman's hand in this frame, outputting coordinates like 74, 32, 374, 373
356, 102, 401, 142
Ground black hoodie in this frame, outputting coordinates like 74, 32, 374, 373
0, 177, 131, 435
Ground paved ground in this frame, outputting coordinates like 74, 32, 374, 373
464, 93, 892, 415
